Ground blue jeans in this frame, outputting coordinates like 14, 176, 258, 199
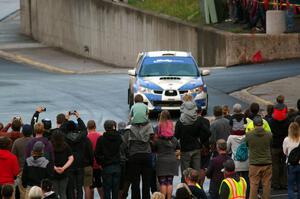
288, 165, 300, 199
102, 164, 121, 199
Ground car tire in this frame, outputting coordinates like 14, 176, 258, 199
128, 88, 134, 109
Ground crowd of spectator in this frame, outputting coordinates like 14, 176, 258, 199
0, 93, 300, 199
226, 0, 267, 32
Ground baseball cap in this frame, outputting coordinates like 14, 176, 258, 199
221, 159, 235, 172
253, 115, 263, 126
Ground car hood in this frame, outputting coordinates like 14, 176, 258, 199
138, 76, 204, 90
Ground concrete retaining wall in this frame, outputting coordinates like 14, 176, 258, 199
20, 0, 300, 67
20, 0, 199, 68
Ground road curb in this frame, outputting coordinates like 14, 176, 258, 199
0, 50, 76, 74
230, 87, 274, 107
0, 9, 19, 22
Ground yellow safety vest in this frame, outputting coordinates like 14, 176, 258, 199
219, 177, 247, 199
245, 118, 271, 133
196, 183, 202, 189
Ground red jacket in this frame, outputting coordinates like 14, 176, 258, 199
0, 149, 19, 184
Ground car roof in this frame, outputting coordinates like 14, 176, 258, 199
144, 51, 192, 57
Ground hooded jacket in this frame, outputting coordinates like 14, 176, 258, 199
62, 118, 87, 170
175, 117, 211, 152
95, 131, 123, 167
227, 135, 249, 172
179, 101, 198, 125
245, 127, 272, 165
0, 149, 19, 185
269, 118, 289, 149
22, 156, 53, 187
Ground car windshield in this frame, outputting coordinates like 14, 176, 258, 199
139, 56, 199, 77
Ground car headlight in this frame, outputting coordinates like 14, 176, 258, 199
138, 86, 152, 93
189, 85, 204, 94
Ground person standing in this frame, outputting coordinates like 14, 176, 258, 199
269, 96, 289, 190
95, 120, 123, 199
206, 139, 231, 199
11, 124, 33, 199
219, 159, 247, 199
22, 141, 53, 195
50, 131, 74, 199
87, 120, 104, 199
210, 106, 231, 146
283, 122, 300, 199
175, 94, 211, 179
0, 117, 23, 144
153, 110, 179, 199
183, 168, 207, 199
61, 111, 87, 199
126, 94, 154, 199
25, 122, 54, 163
227, 104, 249, 197
246, 116, 272, 199
0, 137, 19, 194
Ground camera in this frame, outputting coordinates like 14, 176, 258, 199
42, 107, 46, 112
14, 116, 21, 120
69, 110, 77, 115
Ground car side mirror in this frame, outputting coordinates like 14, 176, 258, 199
201, 69, 210, 76
128, 69, 136, 76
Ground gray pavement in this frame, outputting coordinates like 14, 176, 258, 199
0, 0, 19, 21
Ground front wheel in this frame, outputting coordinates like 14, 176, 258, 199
128, 89, 133, 109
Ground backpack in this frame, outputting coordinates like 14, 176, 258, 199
231, 118, 245, 132
273, 107, 287, 121
288, 144, 300, 165
234, 142, 248, 162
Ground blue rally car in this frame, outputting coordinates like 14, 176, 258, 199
127, 51, 210, 112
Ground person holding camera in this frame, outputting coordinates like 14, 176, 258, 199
25, 122, 54, 164
60, 111, 87, 199
31, 107, 53, 139
0, 116, 23, 144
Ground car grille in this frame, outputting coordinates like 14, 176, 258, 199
154, 90, 163, 94
165, 90, 177, 96
159, 77, 181, 80
152, 101, 182, 107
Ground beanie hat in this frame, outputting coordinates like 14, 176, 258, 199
33, 141, 45, 153
42, 119, 52, 130
253, 116, 263, 126
22, 124, 33, 137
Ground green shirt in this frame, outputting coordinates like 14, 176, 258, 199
130, 103, 148, 124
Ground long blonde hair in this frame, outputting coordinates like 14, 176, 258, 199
288, 122, 300, 142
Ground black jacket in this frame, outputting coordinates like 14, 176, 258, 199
269, 118, 289, 149
83, 138, 94, 167
22, 156, 53, 187
61, 118, 87, 170
95, 131, 123, 167
175, 117, 211, 152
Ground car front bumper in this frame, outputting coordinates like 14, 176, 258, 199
134, 90, 208, 111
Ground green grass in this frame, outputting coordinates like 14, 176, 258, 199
128, 0, 201, 24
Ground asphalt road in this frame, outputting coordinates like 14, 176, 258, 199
1, 58, 300, 198
1, 58, 300, 127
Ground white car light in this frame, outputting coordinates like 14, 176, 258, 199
138, 86, 152, 93
189, 85, 204, 94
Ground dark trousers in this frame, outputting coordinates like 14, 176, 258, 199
288, 165, 300, 199
67, 168, 84, 199
102, 164, 121, 199
272, 148, 287, 188
128, 153, 152, 199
